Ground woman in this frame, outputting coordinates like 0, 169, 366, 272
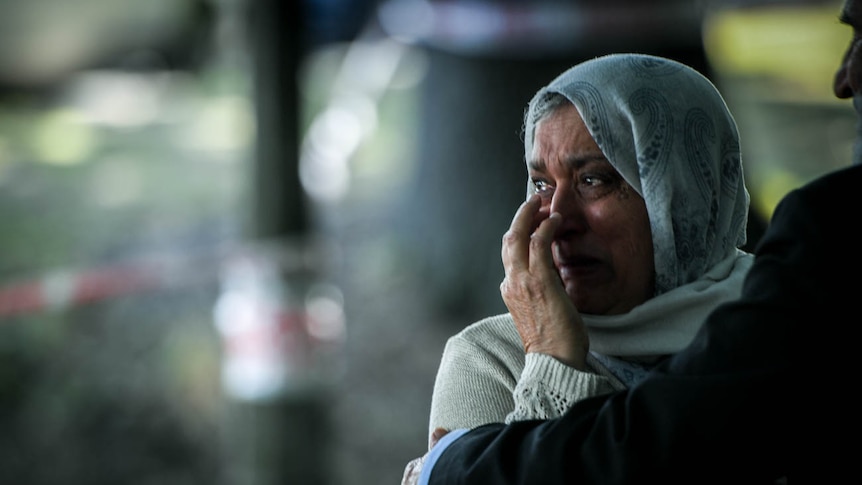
427, 53, 753, 438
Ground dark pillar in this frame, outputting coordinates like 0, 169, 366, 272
217, 2, 330, 485
248, 0, 307, 240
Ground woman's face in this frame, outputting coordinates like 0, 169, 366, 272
529, 103, 655, 315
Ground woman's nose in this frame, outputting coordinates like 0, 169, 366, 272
550, 188, 588, 232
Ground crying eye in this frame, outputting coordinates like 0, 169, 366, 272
531, 179, 554, 198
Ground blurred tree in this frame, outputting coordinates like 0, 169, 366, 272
0, 0, 214, 91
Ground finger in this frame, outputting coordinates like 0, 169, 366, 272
430, 427, 450, 449
529, 212, 562, 278
502, 195, 543, 272
401, 456, 425, 485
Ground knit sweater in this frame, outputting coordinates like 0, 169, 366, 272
428, 313, 625, 436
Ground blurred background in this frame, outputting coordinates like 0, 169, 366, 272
0, 0, 851, 484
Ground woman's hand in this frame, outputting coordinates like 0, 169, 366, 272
500, 195, 589, 369
401, 428, 449, 485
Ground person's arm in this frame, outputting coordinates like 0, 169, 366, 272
426, 166, 862, 484
428, 319, 520, 435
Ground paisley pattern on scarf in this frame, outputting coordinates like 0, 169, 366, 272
562, 81, 612, 162
630, 87, 672, 192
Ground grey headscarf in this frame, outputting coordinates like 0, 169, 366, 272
524, 53, 750, 296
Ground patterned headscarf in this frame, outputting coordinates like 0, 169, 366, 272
523, 53, 749, 295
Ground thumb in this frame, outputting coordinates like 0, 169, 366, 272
429, 427, 449, 449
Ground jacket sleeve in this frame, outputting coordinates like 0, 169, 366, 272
428, 165, 862, 484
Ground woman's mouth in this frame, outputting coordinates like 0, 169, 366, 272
556, 257, 604, 281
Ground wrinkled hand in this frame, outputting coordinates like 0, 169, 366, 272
401, 428, 449, 485
500, 195, 589, 369
401, 455, 426, 485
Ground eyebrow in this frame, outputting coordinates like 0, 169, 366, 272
527, 158, 547, 172
527, 154, 607, 173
